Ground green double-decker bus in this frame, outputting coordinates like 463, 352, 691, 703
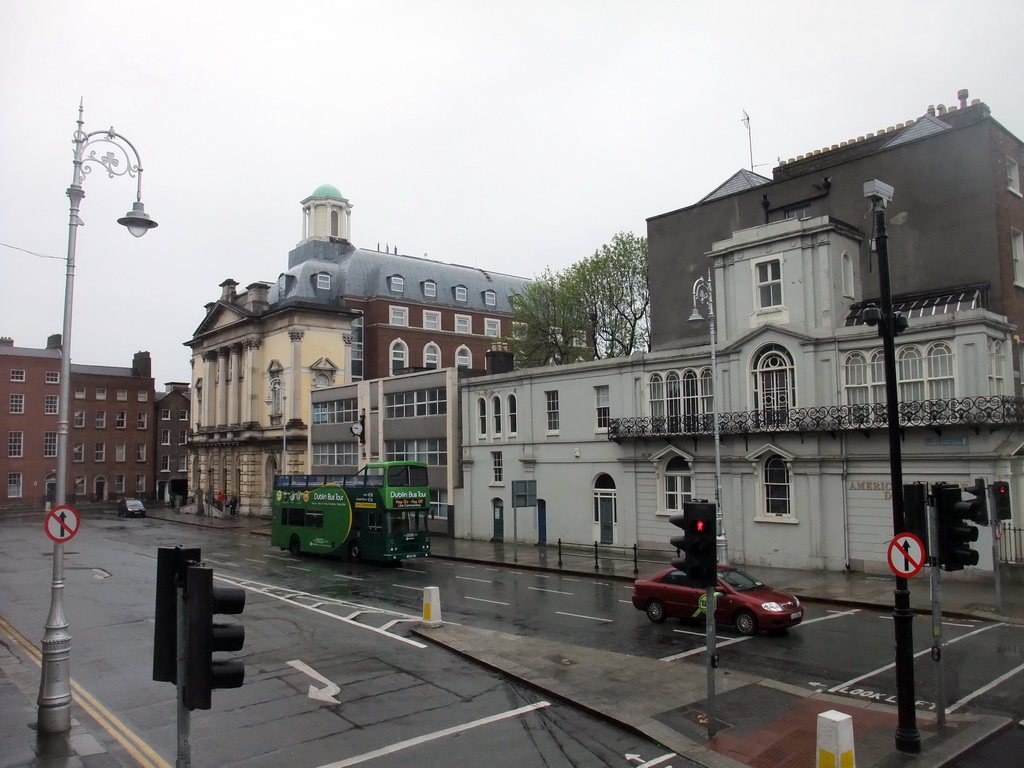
270, 461, 431, 563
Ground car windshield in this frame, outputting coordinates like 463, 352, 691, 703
126, 500, 143, 509
719, 568, 764, 592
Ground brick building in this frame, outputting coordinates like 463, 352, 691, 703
1, 336, 155, 506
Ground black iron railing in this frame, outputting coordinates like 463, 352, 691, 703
608, 396, 1024, 442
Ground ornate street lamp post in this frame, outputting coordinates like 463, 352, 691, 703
265, 377, 287, 474
39, 103, 157, 734
688, 268, 727, 565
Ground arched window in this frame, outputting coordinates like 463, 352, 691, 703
897, 347, 924, 402
663, 456, 692, 512
869, 350, 885, 403
330, 209, 340, 237
507, 394, 518, 435
665, 371, 681, 432
390, 340, 407, 375
492, 396, 502, 435
926, 343, 954, 400
844, 352, 869, 404
312, 373, 330, 388
649, 373, 665, 427
681, 369, 699, 431
424, 343, 440, 369
477, 398, 488, 437
752, 344, 795, 427
593, 473, 617, 545
762, 455, 791, 518
456, 346, 471, 369
989, 339, 1006, 395
841, 251, 854, 298
699, 368, 714, 424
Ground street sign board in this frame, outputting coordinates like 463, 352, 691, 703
45, 505, 80, 543
512, 480, 537, 508
887, 532, 925, 578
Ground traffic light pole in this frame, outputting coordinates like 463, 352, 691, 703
176, 583, 192, 768
990, 484, 1003, 615
927, 497, 946, 727
705, 586, 717, 739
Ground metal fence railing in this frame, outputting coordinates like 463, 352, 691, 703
999, 523, 1024, 564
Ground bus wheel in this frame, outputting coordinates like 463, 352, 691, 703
348, 541, 362, 563
288, 535, 301, 557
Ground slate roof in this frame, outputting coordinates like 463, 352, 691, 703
270, 239, 530, 314
699, 168, 771, 203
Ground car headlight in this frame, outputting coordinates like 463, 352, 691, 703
761, 602, 784, 612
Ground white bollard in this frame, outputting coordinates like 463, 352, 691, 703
816, 709, 855, 768
422, 586, 442, 626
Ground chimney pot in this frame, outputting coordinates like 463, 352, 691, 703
937, 104, 947, 115
958, 88, 969, 108
927, 105, 936, 117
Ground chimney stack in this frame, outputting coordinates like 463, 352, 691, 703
220, 279, 239, 302
132, 351, 152, 378
46, 334, 62, 349
485, 342, 515, 375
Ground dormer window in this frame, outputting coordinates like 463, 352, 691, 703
483, 290, 496, 306
423, 280, 437, 298
390, 276, 405, 293
454, 285, 467, 302
316, 273, 331, 290
277, 275, 286, 293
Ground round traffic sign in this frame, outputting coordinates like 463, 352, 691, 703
45, 505, 80, 543
887, 532, 925, 578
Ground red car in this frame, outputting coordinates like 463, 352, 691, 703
631, 566, 803, 635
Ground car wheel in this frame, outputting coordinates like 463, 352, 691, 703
288, 535, 301, 557
734, 610, 758, 636
348, 541, 362, 563
645, 599, 667, 624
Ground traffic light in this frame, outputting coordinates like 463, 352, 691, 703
184, 565, 246, 711
153, 547, 200, 683
993, 481, 1012, 520
934, 483, 979, 572
960, 477, 989, 527
902, 483, 929, 561
669, 501, 717, 588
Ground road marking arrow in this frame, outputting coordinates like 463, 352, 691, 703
287, 659, 341, 703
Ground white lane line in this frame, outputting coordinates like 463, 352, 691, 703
661, 635, 750, 661
331, 574, 365, 581
265, 555, 292, 561
399, 566, 427, 574
828, 622, 1003, 693
556, 611, 613, 623
216, 576, 426, 649
316, 701, 551, 768
801, 609, 859, 625
637, 754, 677, 768
529, 587, 572, 595
245, 559, 264, 564
949, 661, 1024, 713
392, 584, 422, 592
287, 565, 311, 572
466, 596, 510, 606
619, 599, 633, 604
456, 575, 492, 584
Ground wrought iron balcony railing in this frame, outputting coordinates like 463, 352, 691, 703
607, 396, 1024, 442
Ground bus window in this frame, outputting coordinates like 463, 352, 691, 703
367, 508, 383, 530
391, 511, 410, 535
305, 511, 323, 529
284, 507, 305, 526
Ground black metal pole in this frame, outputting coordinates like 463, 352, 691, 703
875, 204, 921, 753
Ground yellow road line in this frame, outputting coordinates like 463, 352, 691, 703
0, 616, 170, 768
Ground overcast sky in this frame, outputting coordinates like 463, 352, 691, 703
2, 1, 1022, 386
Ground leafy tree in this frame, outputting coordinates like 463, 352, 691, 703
507, 269, 591, 367
508, 232, 649, 366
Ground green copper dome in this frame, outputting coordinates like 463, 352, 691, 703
310, 183, 343, 199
